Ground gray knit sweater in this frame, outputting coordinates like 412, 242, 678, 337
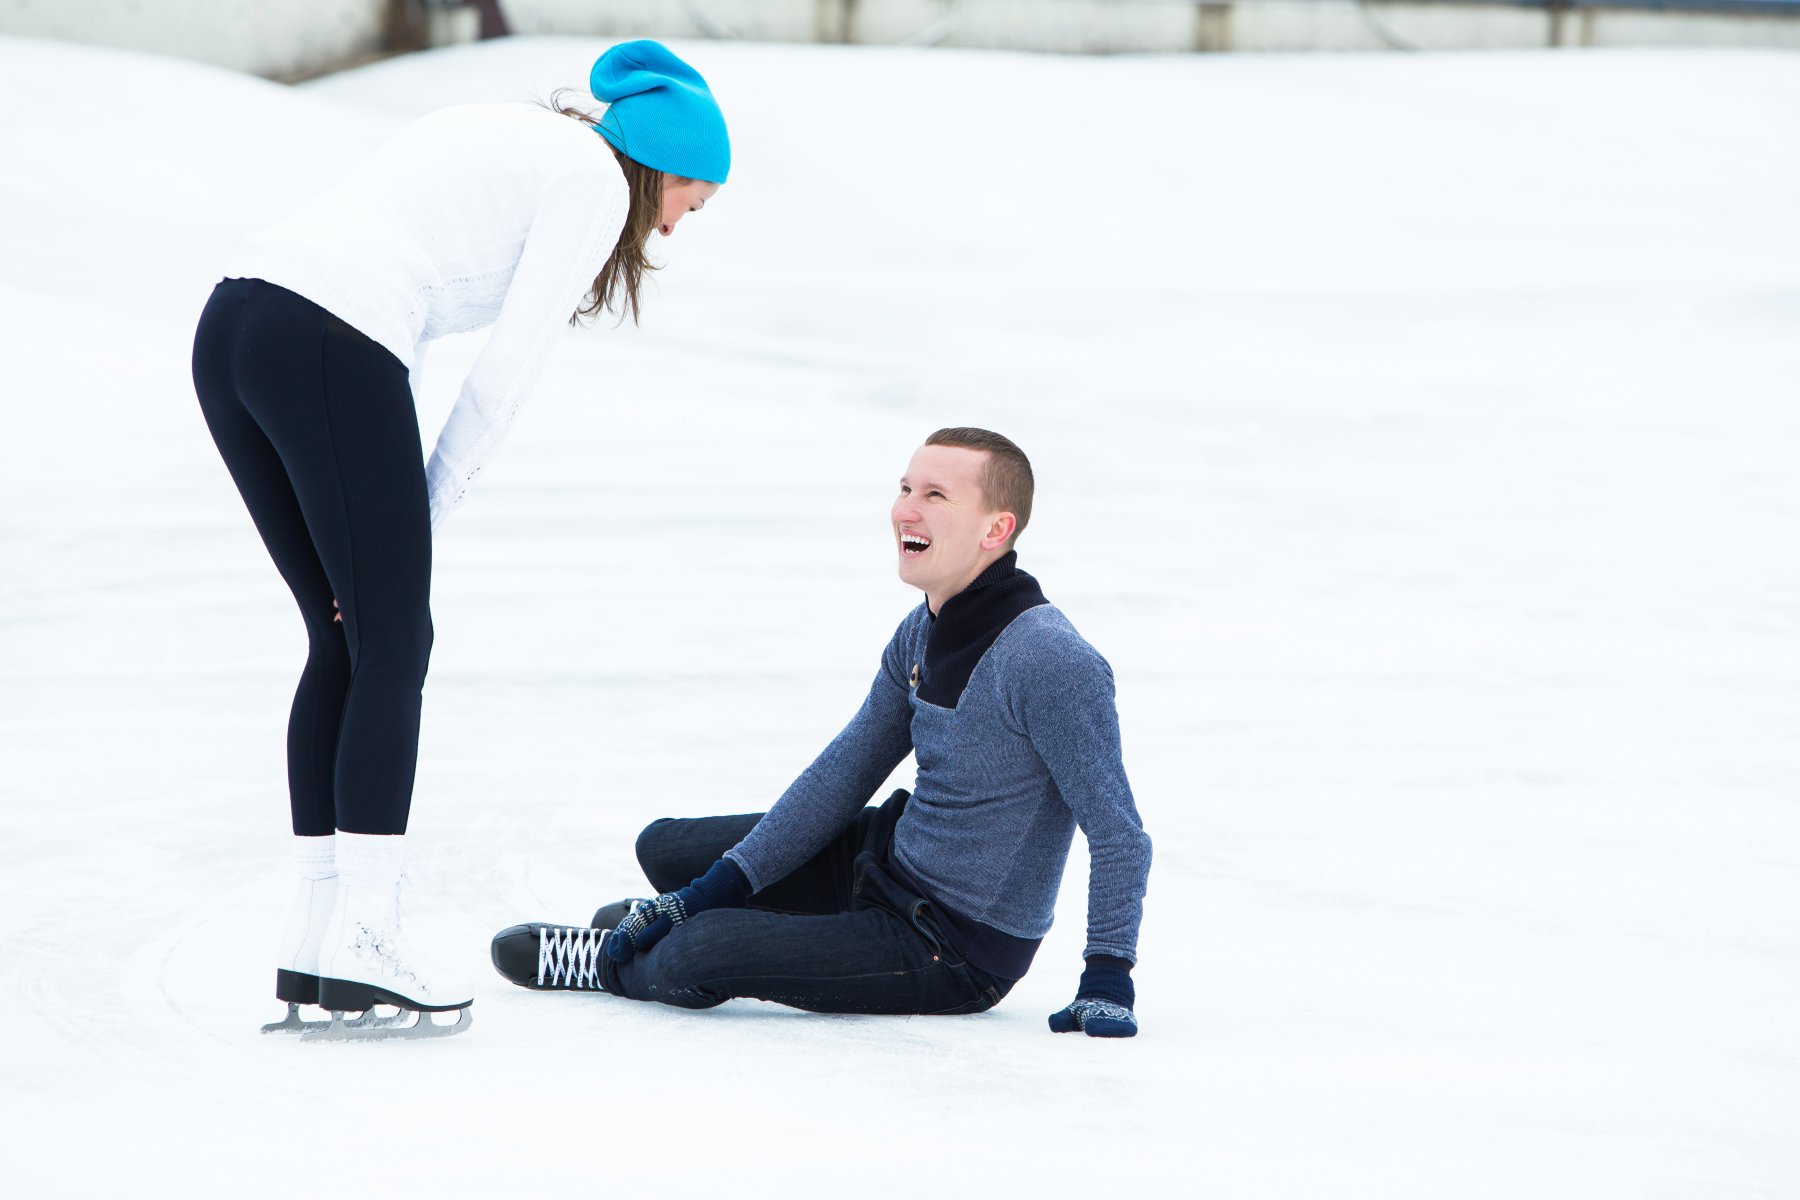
726, 569, 1152, 967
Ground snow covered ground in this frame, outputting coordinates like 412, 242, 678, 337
2, 31, 1797, 1198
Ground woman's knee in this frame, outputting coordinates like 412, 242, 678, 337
303, 610, 351, 671
341, 610, 433, 679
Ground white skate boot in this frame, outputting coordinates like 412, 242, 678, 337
261, 835, 338, 1034
307, 832, 473, 1043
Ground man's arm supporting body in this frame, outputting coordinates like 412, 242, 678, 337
1006, 627, 1152, 1036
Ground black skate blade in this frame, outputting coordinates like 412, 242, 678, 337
260, 1001, 331, 1035
300, 1005, 472, 1043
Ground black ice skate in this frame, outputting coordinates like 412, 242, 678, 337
491, 923, 612, 991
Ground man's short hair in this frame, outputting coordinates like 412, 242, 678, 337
924, 427, 1034, 545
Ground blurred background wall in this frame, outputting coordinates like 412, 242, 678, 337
2, 0, 1796, 80
0, 0, 388, 78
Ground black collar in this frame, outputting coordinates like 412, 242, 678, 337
916, 552, 1049, 708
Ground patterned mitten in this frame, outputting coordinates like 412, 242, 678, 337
604, 858, 750, 963
1048, 957, 1137, 1038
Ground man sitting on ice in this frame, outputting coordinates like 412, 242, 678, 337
491, 427, 1152, 1036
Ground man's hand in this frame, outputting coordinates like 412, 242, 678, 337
605, 892, 690, 961
604, 858, 750, 963
1048, 957, 1137, 1038
1049, 997, 1138, 1037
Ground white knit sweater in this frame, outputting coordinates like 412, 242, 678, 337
226, 103, 631, 529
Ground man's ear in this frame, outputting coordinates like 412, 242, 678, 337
981, 512, 1017, 551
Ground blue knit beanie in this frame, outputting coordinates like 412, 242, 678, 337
589, 41, 730, 184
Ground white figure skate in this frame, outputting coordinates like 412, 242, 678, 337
305, 833, 473, 1043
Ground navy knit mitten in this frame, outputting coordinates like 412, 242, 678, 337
604, 858, 750, 963
1048, 957, 1137, 1038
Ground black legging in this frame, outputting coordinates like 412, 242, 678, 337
192, 278, 432, 836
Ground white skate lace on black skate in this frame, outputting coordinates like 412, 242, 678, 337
489, 923, 611, 991
539, 926, 609, 989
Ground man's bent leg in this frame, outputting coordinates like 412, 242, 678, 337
634, 789, 910, 916
603, 904, 998, 1016
634, 813, 760, 895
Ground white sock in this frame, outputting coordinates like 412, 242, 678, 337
294, 833, 336, 881
334, 831, 406, 887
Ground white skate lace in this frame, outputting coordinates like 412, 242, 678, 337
394, 865, 413, 933
537, 926, 608, 990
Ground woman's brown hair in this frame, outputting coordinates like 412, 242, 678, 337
545, 90, 677, 325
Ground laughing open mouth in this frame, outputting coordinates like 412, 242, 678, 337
900, 532, 931, 556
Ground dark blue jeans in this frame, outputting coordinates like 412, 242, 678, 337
606, 792, 1012, 1015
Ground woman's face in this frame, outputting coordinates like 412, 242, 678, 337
658, 176, 721, 237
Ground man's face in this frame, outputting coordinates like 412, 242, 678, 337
891, 444, 1012, 606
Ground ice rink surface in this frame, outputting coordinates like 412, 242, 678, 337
2, 31, 1797, 1198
